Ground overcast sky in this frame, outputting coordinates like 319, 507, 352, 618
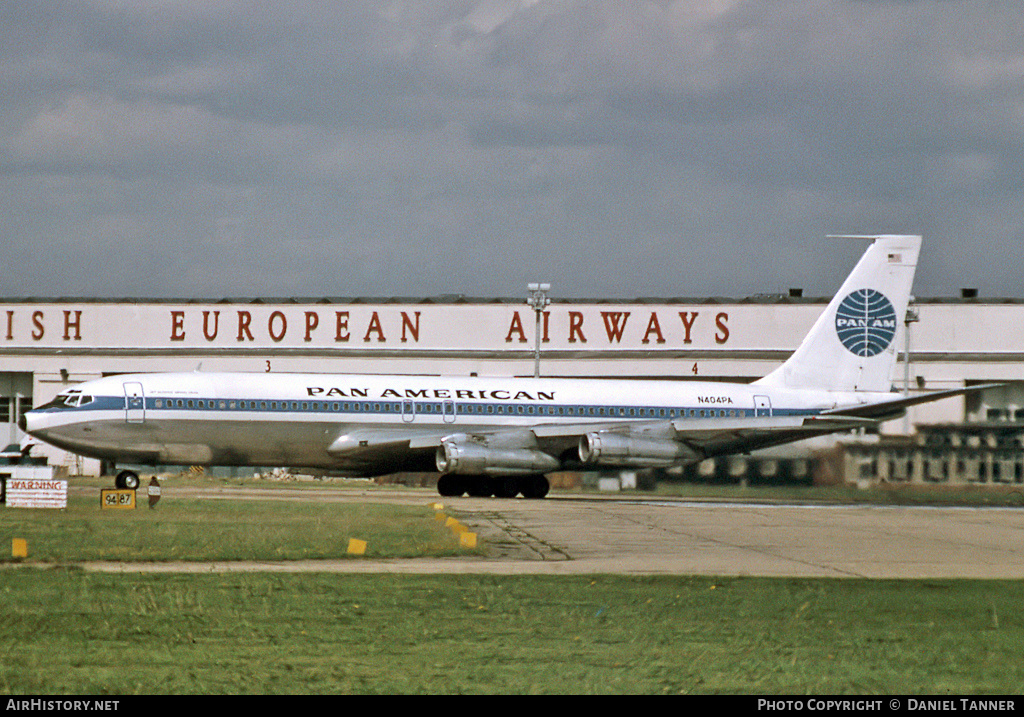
2, 0, 1023, 301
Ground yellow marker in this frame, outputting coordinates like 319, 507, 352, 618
434, 511, 447, 522
445, 517, 466, 533
12, 538, 27, 559
347, 538, 367, 555
459, 532, 477, 549
431, 502, 445, 511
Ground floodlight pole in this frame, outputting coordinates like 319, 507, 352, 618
527, 283, 551, 379
903, 303, 919, 398
904, 303, 920, 433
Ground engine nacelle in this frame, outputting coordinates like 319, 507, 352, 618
578, 432, 698, 468
436, 439, 559, 476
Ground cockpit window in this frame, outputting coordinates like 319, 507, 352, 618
36, 394, 72, 410
35, 390, 95, 410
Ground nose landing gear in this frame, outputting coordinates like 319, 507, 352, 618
114, 470, 141, 490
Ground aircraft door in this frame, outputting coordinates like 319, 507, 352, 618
754, 395, 772, 418
124, 382, 145, 423
401, 399, 415, 423
442, 399, 456, 424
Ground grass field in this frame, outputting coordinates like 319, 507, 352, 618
0, 492, 467, 562
0, 571, 1021, 694
2, 479, 1023, 694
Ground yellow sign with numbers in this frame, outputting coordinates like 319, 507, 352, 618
100, 489, 136, 510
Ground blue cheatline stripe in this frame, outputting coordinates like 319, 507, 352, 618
49, 395, 820, 421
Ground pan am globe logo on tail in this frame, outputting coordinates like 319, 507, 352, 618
834, 289, 898, 357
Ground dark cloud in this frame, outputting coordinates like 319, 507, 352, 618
2, 1, 1023, 300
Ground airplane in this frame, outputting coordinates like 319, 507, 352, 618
21, 235, 988, 498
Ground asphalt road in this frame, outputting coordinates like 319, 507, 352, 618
78, 487, 1024, 579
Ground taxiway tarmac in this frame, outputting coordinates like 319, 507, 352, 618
79, 488, 1024, 579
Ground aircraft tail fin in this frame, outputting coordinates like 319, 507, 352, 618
754, 235, 921, 393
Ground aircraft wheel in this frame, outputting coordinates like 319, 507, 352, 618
115, 470, 141, 490
521, 475, 549, 499
465, 477, 494, 498
436, 475, 464, 497
493, 477, 520, 499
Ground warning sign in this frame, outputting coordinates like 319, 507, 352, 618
6, 479, 67, 509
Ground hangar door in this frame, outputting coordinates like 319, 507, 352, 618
2, 373, 33, 447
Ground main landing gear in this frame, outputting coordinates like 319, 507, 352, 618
436, 474, 549, 499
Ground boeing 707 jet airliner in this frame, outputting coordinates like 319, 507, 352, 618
23, 235, 983, 498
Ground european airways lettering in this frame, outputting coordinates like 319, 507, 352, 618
1, 306, 733, 348
307, 386, 556, 401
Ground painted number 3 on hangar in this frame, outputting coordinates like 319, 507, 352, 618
834, 289, 898, 357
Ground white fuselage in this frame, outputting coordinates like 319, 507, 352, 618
24, 371, 882, 474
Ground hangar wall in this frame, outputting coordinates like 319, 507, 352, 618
1, 296, 1020, 480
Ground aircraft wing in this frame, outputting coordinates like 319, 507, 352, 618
326, 428, 450, 474
481, 414, 874, 468
325, 414, 880, 474
675, 414, 875, 457
530, 415, 864, 458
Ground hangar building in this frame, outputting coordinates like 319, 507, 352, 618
1, 293, 1021, 487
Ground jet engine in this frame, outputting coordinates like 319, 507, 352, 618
436, 437, 559, 476
578, 432, 698, 468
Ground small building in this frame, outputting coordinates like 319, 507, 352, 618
841, 422, 1024, 488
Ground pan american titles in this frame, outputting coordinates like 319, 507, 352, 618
306, 386, 557, 401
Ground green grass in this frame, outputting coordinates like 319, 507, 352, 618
0, 494, 465, 562
0, 572, 1021, 694
2, 479, 1023, 693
